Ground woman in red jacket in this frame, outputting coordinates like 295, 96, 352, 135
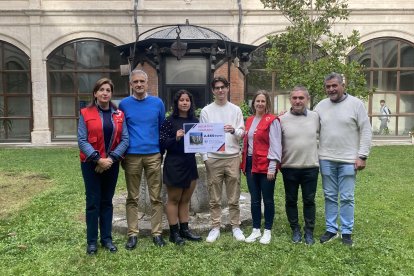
78, 78, 129, 255
241, 90, 282, 244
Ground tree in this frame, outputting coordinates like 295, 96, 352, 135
261, 0, 370, 107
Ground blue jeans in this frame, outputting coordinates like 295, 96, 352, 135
81, 161, 119, 245
319, 160, 356, 234
245, 156, 276, 230
281, 167, 319, 232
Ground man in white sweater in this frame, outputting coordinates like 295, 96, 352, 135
315, 72, 372, 246
200, 76, 245, 243
280, 86, 320, 245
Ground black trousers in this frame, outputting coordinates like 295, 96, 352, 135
81, 161, 119, 245
281, 167, 319, 232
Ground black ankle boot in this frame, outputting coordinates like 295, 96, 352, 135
169, 224, 185, 245
179, 222, 202, 242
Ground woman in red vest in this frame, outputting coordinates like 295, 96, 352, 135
241, 90, 282, 244
78, 78, 129, 255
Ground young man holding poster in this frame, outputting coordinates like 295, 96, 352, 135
200, 76, 245, 243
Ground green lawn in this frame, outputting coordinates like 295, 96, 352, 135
0, 146, 413, 275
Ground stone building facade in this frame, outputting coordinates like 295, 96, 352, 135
0, 0, 413, 144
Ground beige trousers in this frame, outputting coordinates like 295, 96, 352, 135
205, 157, 241, 228
122, 153, 163, 236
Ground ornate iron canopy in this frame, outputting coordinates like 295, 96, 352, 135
117, 21, 257, 74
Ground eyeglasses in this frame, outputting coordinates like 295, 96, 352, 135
214, 86, 227, 91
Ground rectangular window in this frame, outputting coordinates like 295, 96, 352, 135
373, 71, 397, 91
400, 71, 414, 91
53, 119, 77, 139
49, 72, 75, 94
166, 57, 207, 84
398, 116, 414, 135
52, 97, 75, 116
7, 97, 31, 116
400, 94, 414, 113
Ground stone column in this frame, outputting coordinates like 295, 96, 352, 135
28, 12, 51, 145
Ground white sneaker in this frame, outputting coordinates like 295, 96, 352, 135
232, 227, 246, 241
206, 228, 220, 243
245, 228, 262, 243
259, 229, 272, 244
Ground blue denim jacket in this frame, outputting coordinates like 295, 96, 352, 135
78, 106, 129, 162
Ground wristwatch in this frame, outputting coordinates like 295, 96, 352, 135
358, 156, 367, 161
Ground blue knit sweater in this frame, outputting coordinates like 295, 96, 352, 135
119, 95, 165, 154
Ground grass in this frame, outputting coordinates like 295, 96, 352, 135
0, 145, 413, 275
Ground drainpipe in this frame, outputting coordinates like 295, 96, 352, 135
129, 0, 139, 72
228, 0, 243, 101
236, 0, 243, 103
237, 0, 242, 42
134, 0, 139, 39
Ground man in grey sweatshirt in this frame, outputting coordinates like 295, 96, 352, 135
315, 72, 372, 246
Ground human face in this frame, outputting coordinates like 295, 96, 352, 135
130, 73, 148, 99
290, 90, 308, 114
254, 94, 267, 115
212, 81, 229, 103
178, 93, 191, 116
94, 83, 112, 108
324, 78, 345, 102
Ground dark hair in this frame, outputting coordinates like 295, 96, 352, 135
211, 76, 229, 89
251, 90, 272, 114
172, 89, 195, 118
380, 99, 385, 104
324, 72, 344, 85
87, 78, 117, 109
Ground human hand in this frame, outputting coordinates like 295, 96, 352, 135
176, 129, 185, 141
267, 172, 275, 180
354, 159, 366, 170
224, 125, 235, 134
97, 158, 113, 171
95, 165, 104, 174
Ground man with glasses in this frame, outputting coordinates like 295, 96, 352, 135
119, 69, 166, 248
315, 72, 372, 246
200, 76, 246, 243
279, 86, 320, 245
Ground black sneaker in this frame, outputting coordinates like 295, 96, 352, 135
320, 231, 339, 244
304, 231, 315, 245
292, 228, 302, 243
341, 234, 353, 246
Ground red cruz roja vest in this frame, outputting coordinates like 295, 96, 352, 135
241, 113, 279, 174
79, 106, 125, 162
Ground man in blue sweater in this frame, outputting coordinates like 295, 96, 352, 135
119, 69, 166, 248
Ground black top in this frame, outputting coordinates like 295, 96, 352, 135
159, 116, 199, 188
99, 106, 113, 154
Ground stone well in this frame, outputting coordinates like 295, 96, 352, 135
112, 155, 252, 236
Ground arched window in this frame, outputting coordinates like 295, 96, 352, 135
349, 38, 414, 136
47, 39, 129, 140
0, 41, 32, 142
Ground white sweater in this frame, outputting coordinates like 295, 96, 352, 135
200, 101, 244, 160
280, 110, 319, 168
315, 94, 372, 163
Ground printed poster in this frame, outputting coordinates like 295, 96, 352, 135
183, 123, 225, 153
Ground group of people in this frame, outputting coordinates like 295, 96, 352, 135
78, 70, 372, 255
